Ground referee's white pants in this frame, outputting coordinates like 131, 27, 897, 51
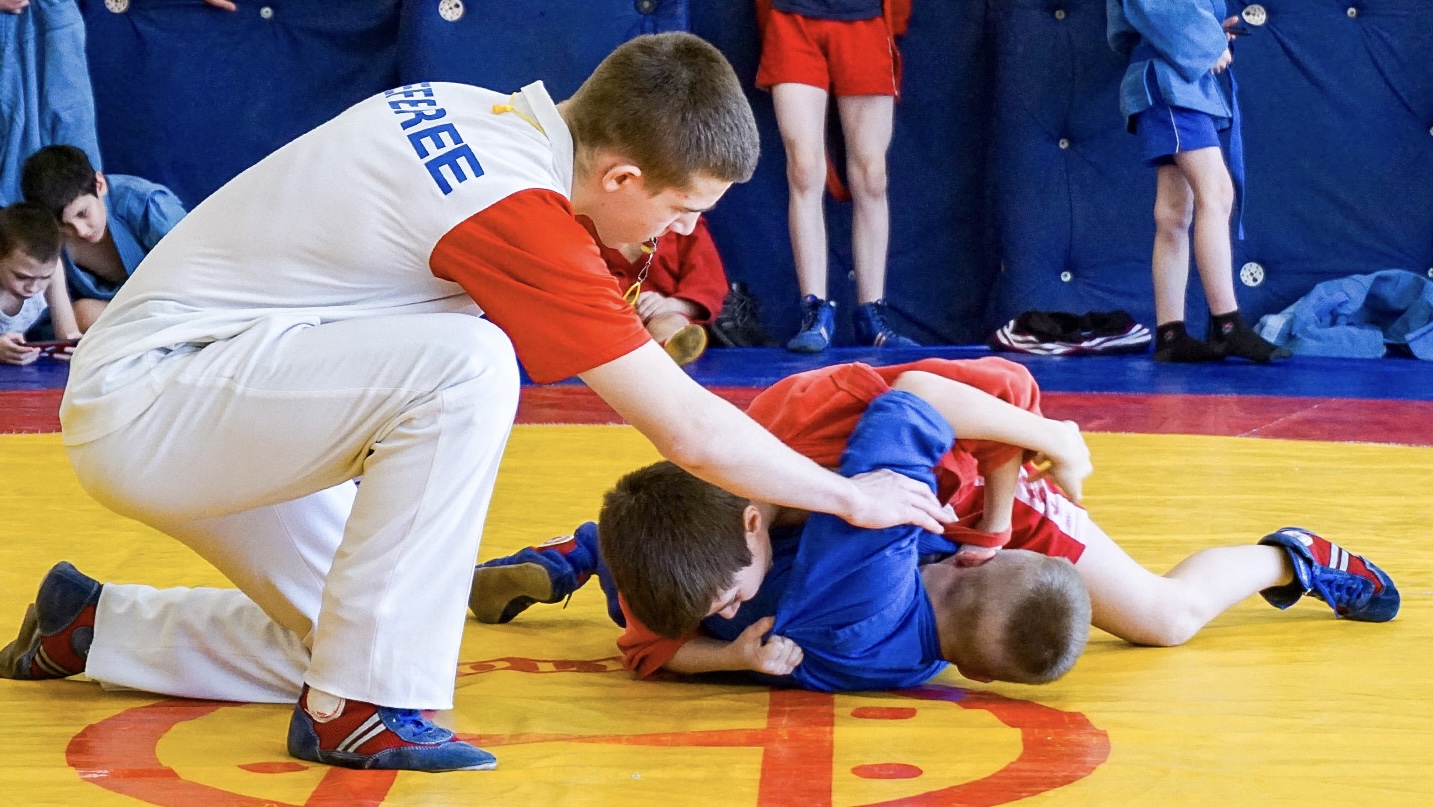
66, 313, 520, 709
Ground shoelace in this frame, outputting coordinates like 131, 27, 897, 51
868, 303, 900, 336
799, 301, 825, 330
1313, 574, 1373, 612
382, 707, 458, 744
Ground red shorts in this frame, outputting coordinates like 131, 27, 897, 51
756, 10, 898, 97
952, 470, 1089, 564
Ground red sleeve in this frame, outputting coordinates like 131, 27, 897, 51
664, 218, 729, 324
615, 595, 693, 678
429, 189, 652, 384
746, 358, 1044, 519
744, 362, 892, 467
870, 357, 1042, 477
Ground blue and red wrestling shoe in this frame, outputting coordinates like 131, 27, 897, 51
0, 561, 101, 680
288, 685, 496, 772
469, 522, 623, 625
1258, 527, 1399, 622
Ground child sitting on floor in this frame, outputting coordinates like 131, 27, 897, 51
0, 202, 81, 365
578, 214, 729, 367
21, 144, 187, 331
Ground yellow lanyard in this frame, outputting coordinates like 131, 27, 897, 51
621, 240, 660, 307
493, 94, 653, 309
491, 93, 546, 135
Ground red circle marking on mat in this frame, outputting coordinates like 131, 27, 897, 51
68, 672, 1108, 806
851, 707, 918, 720
853, 763, 925, 780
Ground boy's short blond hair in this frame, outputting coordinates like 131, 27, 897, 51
946, 552, 1091, 684
998, 557, 1090, 683
564, 32, 759, 191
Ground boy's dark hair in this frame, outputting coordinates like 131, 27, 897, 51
565, 32, 759, 191
0, 203, 63, 265
598, 461, 752, 638
993, 558, 1090, 684
21, 145, 99, 218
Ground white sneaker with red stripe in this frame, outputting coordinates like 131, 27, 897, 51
1258, 527, 1399, 622
287, 685, 496, 771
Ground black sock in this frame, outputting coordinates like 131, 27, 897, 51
1208, 310, 1292, 363
1153, 321, 1224, 363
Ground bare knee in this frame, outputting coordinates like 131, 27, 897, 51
1153, 197, 1194, 240
845, 155, 888, 201
784, 149, 826, 199
1122, 613, 1201, 647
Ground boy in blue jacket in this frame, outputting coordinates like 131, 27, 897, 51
21, 145, 187, 330
1107, 0, 1288, 362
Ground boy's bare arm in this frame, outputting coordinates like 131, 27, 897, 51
889, 371, 1091, 501
581, 343, 951, 531
662, 617, 803, 677
42, 266, 82, 341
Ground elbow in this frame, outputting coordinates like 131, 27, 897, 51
655, 426, 725, 477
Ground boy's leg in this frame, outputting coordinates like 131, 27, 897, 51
773, 82, 831, 302
1173, 148, 1289, 362
1003, 473, 1291, 646
1150, 163, 1222, 362
84, 485, 356, 702
1172, 147, 1237, 316
1075, 523, 1293, 646
74, 298, 107, 333
68, 312, 519, 710
839, 94, 917, 348
837, 94, 893, 306
469, 522, 616, 625
774, 82, 841, 353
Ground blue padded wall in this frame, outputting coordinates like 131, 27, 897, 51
983, 0, 1433, 338
80, 0, 401, 208
984, 0, 1157, 334
68, 0, 1431, 345
398, 0, 688, 99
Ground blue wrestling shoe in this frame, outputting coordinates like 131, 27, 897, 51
0, 561, 101, 680
854, 300, 919, 348
288, 685, 496, 772
786, 295, 836, 353
1258, 527, 1399, 622
469, 523, 606, 624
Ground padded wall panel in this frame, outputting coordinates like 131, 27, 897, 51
694, 0, 994, 345
984, 0, 1158, 333
1230, 0, 1433, 318
81, 0, 401, 207
398, 0, 688, 100
984, 0, 1433, 339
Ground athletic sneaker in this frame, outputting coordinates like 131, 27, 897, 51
0, 561, 101, 680
469, 524, 602, 624
288, 685, 496, 772
786, 295, 837, 353
853, 300, 919, 348
1258, 527, 1399, 622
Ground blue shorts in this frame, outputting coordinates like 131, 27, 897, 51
1134, 100, 1221, 166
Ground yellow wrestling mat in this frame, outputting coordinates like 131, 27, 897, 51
1, 426, 1429, 806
